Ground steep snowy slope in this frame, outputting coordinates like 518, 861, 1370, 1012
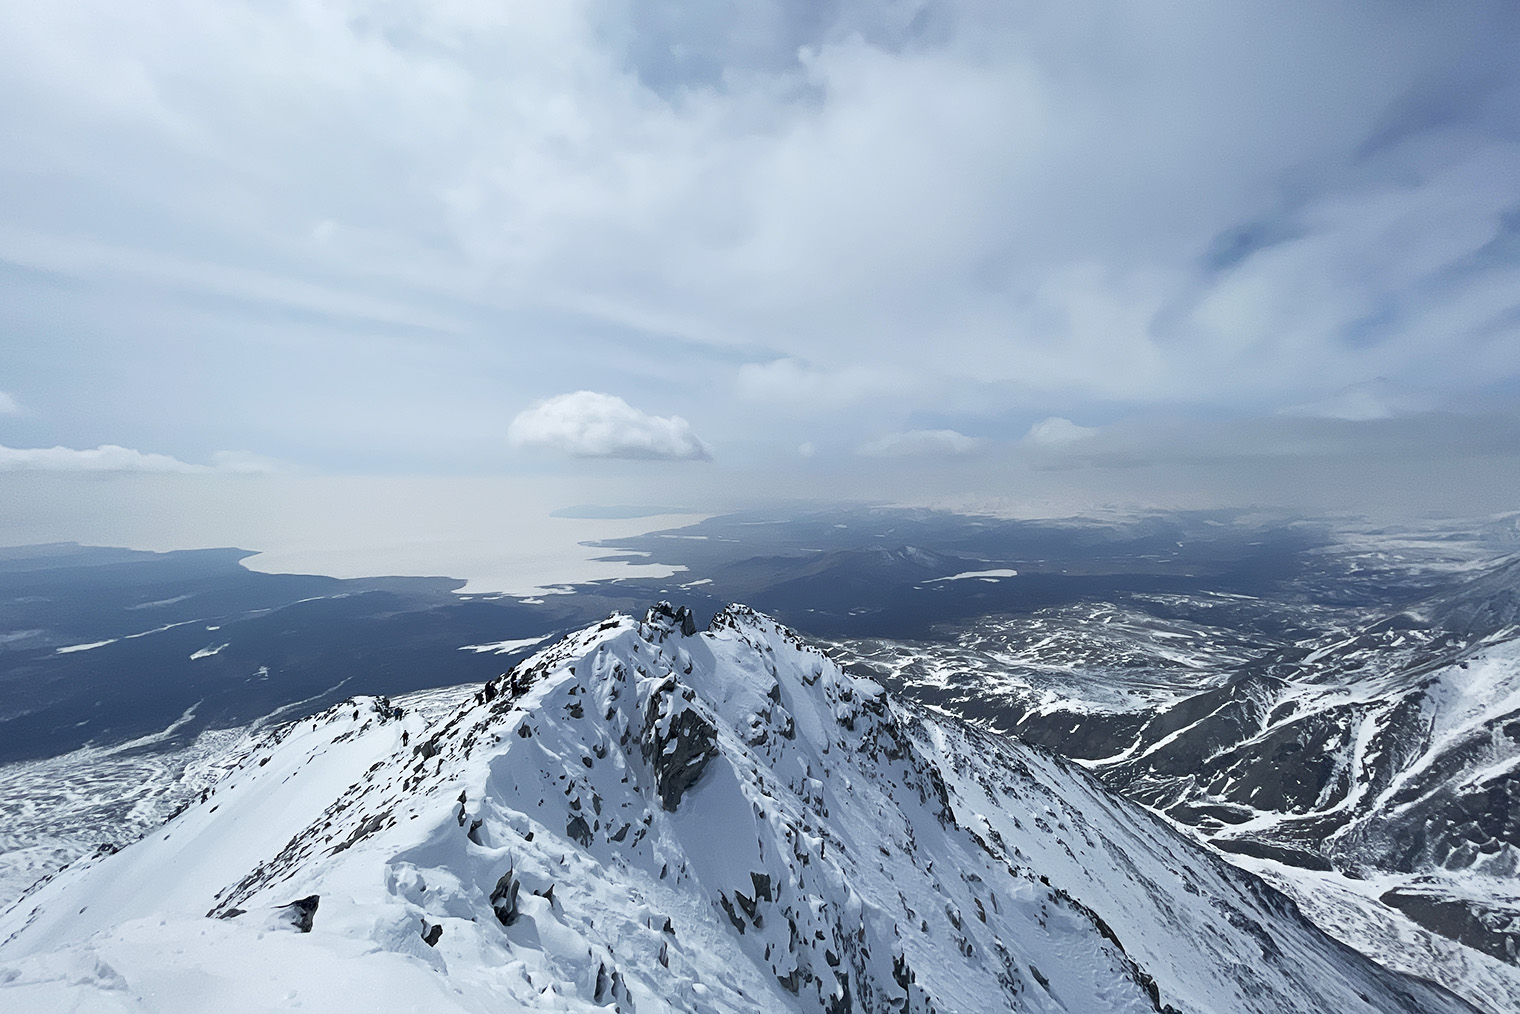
1084, 556, 1520, 992
0, 605, 1477, 1013
1090, 557, 1520, 850
0, 683, 484, 910
831, 547, 1520, 1012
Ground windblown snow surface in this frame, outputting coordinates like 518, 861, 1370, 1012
0, 606, 1478, 1013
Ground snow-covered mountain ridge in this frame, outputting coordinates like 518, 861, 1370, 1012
0, 605, 1478, 1012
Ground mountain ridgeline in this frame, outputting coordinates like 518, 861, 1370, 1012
0, 604, 1479, 1013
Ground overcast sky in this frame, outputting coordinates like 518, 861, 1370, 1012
2, 1, 1518, 533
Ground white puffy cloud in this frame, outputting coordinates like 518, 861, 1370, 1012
508, 391, 709, 460
857, 429, 980, 458
0, 391, 21, 415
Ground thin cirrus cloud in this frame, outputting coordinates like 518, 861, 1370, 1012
0, 444, 283, 474
507, 391, 710, 461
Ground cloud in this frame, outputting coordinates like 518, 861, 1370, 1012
507, 391, 710, 460
1279, 378, 1436, 421
857, 429, 980, 458
1023, 417, 1100, 447
735, 359, 906, 412
209, 450, 287, 475
0, 392, 21, 415
1018, 410, 1520, 471
0, 444, 205, 473
0, 1, 1517, 472
0, 444, 285, 473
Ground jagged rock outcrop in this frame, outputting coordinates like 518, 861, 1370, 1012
275, 894, 319, 932
646, 601, 699, 638
639, 675, 718, 811
489, 869, 521, 926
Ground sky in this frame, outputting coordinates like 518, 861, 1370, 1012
2, 0, 1520, 575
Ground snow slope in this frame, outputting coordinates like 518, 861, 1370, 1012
830, 545, 1520, 1012
0, 605, 1477, 1012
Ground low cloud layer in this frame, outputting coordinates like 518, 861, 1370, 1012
0, 444, 281, 474
508, 391, 709, 461
1017, 411, 1520, 471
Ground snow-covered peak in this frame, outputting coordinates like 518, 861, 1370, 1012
0, 605, 1479, 1012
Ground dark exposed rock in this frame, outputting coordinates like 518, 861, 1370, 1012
640, 678, 719, 811
718, 894, 745, 934
331, 812, 387, 854
490, 870, 521, 926
1381, 887, 1520, 965
1214, 838, 1334, 871
276, 895, 319, 933
646, 601, 699, 637
566, 814, 593, 846
421, 920, 443, 947
593, 960, 633, 1008
892, 951, 913, 989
